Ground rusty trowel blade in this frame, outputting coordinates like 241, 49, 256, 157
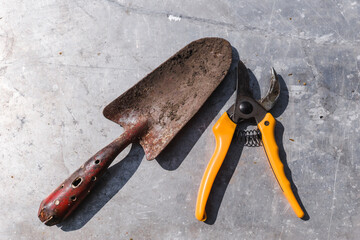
103, 38, 232, 160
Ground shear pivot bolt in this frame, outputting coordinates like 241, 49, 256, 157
239, 101, 253, 114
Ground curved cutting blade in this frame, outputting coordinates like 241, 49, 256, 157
258, 68, 280, 111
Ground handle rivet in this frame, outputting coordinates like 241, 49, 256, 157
239, 101, 253, 114
264, 121, 269, 126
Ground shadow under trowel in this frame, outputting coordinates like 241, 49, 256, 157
57, 143, 144, 231
155, 47, 240, 170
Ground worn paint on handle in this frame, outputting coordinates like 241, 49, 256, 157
38, 120, 148, 226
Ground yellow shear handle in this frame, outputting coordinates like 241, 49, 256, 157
258, 113, 304, 218
195, 112, 236, 221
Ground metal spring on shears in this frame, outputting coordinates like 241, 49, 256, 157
237, 129, 262, 147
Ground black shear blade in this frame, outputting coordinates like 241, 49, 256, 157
230, 61, 252, 122
236, 60, 252, 98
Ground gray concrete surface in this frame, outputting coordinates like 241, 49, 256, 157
1, 0, 360, 239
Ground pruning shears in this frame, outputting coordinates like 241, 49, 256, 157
195, 61, 304, 221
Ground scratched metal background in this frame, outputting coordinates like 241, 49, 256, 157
1, 0, 360, 239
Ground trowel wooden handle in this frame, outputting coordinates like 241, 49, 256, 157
38, 121, 148, 226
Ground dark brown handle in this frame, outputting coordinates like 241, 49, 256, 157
38, 120, 148, 226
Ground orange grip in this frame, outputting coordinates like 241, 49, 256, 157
195, 112, 236, 221
258, 113, 304, 218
